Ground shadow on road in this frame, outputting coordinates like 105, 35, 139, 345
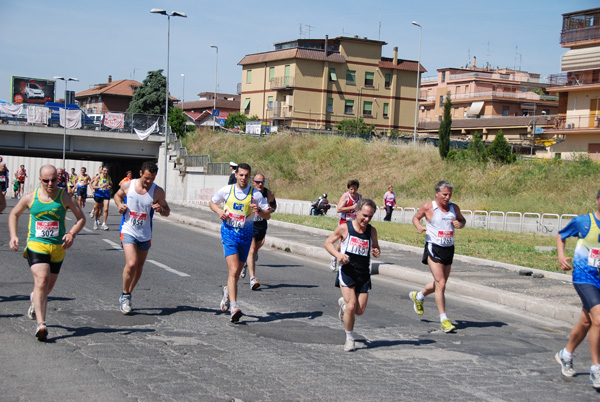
48, 324, 154, 342
453, 320, 507, 329
359, 338, 436, 349
259, 283, 319, 290
0, 294, 75, 303
241, 310, 323, 323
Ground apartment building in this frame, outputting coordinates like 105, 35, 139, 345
237, 36, 423, 134
75, 76, 141, 114
546, 7, 600, 160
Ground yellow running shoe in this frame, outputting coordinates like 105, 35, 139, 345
441, 319, 456, 333
409, 291, 424, 315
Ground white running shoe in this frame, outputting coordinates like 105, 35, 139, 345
101, 223, 109, 231
240, 264, 247, 279
344, 338, 355, 352
230, 306, 243, 323
330, 256, 337, 272
35, 323, 48, 341
27, 292, 36, 320
250, 277, 260, 291
89, 210, 94, 218
338, 297, 345, 322
93, 220, 98, 230
220, 286, 230, 312
119, 294, 132, 314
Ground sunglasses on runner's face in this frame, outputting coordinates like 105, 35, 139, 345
41, 178, 58, 183
254, 180, 264, 184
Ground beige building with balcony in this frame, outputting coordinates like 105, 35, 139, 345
546, 7, 600, 160
237, 36, 424, 134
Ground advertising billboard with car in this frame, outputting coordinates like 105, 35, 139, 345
11, 76, 55, 104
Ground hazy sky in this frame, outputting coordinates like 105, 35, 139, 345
0, 0, 595, 103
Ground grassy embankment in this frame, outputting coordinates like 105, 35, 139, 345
183, 130, 600, 272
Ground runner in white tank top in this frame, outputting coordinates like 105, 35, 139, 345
331, 179, 362, 272
114, 162, 170, 315
410, 181, 466, 333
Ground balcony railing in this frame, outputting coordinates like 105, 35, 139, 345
420, 91, 558, 103
420, 76, 438, 83
561, 25, 600, 45
266, 104, 294, 119
269, 76, 295, 89
553, 113, 600, 130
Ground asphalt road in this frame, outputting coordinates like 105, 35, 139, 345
0, 199, 599, 401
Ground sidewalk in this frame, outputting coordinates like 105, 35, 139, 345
168, 201, 581, 325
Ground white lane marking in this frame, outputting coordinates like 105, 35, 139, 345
83, 227, 93, 233
103, 239, 123, 250
147, 260, 190, 277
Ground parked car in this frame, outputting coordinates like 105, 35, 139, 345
88, 114, 104, 129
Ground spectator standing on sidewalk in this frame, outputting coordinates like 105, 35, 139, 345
555, 189, 600, 390
383, 185, 396, 222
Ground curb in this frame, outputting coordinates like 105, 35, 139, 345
168, 205, 579, 325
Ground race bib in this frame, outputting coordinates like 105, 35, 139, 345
129, 211, 147, 226
588, 248, 600, 268
226, 212, 246, 228
438, 230, 454, 245
0, 176, 5, 182
35, 221, 59, 238
347, 235, 369, 256
345, 211, 357, 221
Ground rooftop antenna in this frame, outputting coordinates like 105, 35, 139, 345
466, 49, 471, 67
514, 46, 523, 70
299, 23, 303, 39
305, 24, 314, 39
131, 67, 141, 80
485, 41, 491, 69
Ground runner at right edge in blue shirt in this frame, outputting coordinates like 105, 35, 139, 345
555, 190, 600, 390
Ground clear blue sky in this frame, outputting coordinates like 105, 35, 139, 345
0, 0, 596, 103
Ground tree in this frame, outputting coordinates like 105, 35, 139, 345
336, 118, 373, 135
467, 132, 488, 163
168, 106, 188, 139
438, 93, 452, 159
487, 129, 516, 163
127, 70, 172, 115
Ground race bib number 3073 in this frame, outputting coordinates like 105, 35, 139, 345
35, 221, 59, 238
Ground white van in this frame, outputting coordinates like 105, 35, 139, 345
88, 114, 103, 129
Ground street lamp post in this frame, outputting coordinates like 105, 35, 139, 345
150, 8, 187, 193
53, 76, 79, 169
210, 45, 218, 131
412, 21, 422, 145
181, 73, 185, 111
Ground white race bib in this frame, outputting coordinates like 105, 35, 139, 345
226, 212, 246, 228
35, 221, 59, 238
129, 211, 148, 226
438, 230, 454, 245
347, 235, 369, 256
589, 248, 600, 268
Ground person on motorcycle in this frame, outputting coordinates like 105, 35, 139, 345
311, 193, 330, 216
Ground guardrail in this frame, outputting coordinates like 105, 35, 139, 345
182, 198, 577, 236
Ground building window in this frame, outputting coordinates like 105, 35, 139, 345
441, 71, 446, 83
284, 65, 291, 86
385, 73, 391, 89
246, 70, 252, 84
344, 100, 354, 114
363, 101, 372, 116
243, 98, 251, 113
383, 103, 389, 117
502, 106, 509, 116
330, 68, 337, 81
439, 95, 444, 106
269, 67, 275, 81
327, 97, 333, 113
346, 70, 356, 85
365, 72, 374, 87
267, 96, 274, 110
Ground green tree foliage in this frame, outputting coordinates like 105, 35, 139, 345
224, 112, 261, 131
467, 132, 488, 163
336, 118, 374, 135
438, 93, 452, 159
487, 129, 516, 163
127, 70, 172, 115
168, 107, 189, 139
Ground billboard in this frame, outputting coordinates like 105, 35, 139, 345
11, 76, 55, 104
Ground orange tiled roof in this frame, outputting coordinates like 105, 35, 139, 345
238, 49, 346, 65
75, 79, 141, 98
379, 59, 426, 73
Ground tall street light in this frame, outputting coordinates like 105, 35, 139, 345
53, 76, 78, 169
412, 21, 422, 145
150, 8, 187, 193
210, 45, 218, 131
180, 73, 185, 111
